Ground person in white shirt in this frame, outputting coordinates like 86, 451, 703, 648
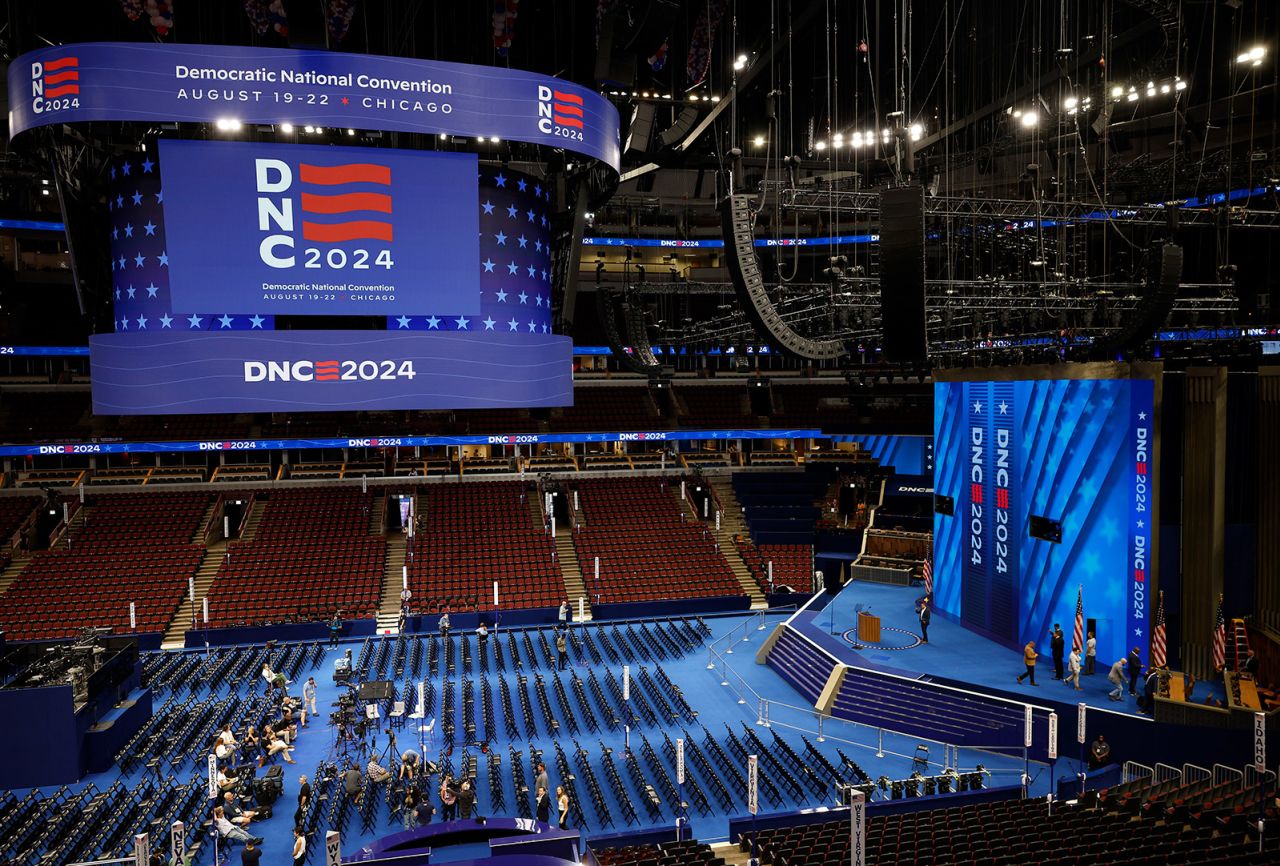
212, 806, 261, 846
302, 677, 316, 727
1085, 632, 1097, 675
476, 623, 489, 647
1065, 648, 1083, 690
292, 827, 306, 866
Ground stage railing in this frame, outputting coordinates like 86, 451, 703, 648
705, 607, 1030, 788
1154, 762, 1182, 784
1182, 763, 1211, 785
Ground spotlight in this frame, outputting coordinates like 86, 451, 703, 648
1020, 112, 1038, 127
814, 141, 827, 151
1126, 90, 1138, 102
1174, 78, 1187, 91
439, 133, 448, 139
752, 135, 765, 147
347, 129, 356, 136
304, 125, 316, 133
279, 123, 294, 133
832, 133, 843, 146
1110, 85, 1124, 98
490, 136, 500, 143
1237, 46, 1267, 65
909, 123, 923, 141
1063, 96, 1078, 110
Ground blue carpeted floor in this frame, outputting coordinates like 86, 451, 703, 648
31, 611, 1051, 864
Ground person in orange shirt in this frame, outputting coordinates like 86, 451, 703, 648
1016, 640, 1039, 686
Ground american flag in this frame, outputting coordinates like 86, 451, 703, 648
1211, 595, 1226, 671
921, 557, 932, 596
1151, 591, 1167, 668
1071, 585, 1084, 654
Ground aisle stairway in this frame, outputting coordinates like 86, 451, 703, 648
50, 506, 89, 551
554, 527, 591, 621
0, 554, 31, 598
710, 477, 767, 608
239, 499, 266, 542
376, 532, 409, 634
161, 539, 226, 649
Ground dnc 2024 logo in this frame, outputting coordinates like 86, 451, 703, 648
536, 86, 584, 142
30, 55, 80, 115
256, 158, 396, 271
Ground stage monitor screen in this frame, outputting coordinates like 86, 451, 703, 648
158, 139, 481, 316
932, 377, 1155, 667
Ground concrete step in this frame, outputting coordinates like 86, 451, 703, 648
239, 499, 267, 542
553, 531, 592, 621
377, 532, 410, 618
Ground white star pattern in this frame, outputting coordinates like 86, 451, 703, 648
454, 316, 470, 330
518, 291, 529, 304
998, 401, 1009, 414
217, 315, 234, 329
973, 401, 983, 413
508, 318, 520, 331
396, 315, 412, 329
495, 289, 508, 302
187, 314, 204, 329
426, 316, 441, 329
159, 314, 173, 329
482, 317, 496, 330
249, 315, 266, 329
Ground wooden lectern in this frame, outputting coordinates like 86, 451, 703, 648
857, 610, 881, 643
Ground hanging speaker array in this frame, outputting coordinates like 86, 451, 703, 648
720, 194, 847, 361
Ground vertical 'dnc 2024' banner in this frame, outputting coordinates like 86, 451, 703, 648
1128, 379, 1155, 666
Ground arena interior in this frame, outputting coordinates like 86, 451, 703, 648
0, 2, 1277, 865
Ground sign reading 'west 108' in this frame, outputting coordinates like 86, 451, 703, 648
9, 42, 621, 173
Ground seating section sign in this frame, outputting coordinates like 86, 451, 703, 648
933, 377, 1155, 666
159, 140, 480, 316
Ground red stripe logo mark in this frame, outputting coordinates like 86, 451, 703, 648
44, 85, 80, 98
300, 192, 392, 215
314, 360, 341, 381
553, 114, 584, 129
996, 488, 1009, 510
552, 90, 584, 105
43, 57, 79, 72
971, 483, 983, 504
43, 70, 80, 85
302, 221, 393, 243
298, 163, 391, 186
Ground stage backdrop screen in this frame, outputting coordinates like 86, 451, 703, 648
932, 378, 1155, 667
158, 139, 480, 316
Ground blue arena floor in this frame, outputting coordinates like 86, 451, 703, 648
33, 610, 1055, 864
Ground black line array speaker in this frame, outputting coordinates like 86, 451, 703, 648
1097, 242, 1183, 355
879, 185, 928, 363
597, 289, 659, 375
625, 102, 656, 154
720, 194, 847, 361
622, 301, 660, 367
658, 107, 700, 148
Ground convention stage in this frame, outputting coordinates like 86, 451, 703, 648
788, 580, 1225, 718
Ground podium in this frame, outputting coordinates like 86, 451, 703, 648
857, 611, 881, 643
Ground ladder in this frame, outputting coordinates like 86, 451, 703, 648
1230, 619, 1250, 672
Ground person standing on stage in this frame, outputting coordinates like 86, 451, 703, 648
535, 785, 551, 824
1107, 658, 1128, 701
1050, 624, 1065, 681
1127, 646, 1142, 696
1085, 632, 1097, 675
1066, 645, 1082, 690
917, 594, 932, 644
1016, 641, 1039, 686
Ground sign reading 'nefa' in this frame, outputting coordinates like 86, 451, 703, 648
10, 43, 620, 172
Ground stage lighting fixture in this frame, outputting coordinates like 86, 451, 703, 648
1063, 96, 1078, 110
923, 777, 937, 796
753, 135, 765, 147
815, 141, 827, 151
304, 126, 316, 133
1237, 46, 1266, 65
1110, 85, 1124, 98
890, 781, 903, 800
279, 123, 294, 133
937, 775, 952, 794
1020, 112, 1038, 128
1175, 78, 1187, 90
347, 129, 356, 136
905, 778, 919, 797
909, 124, 923, 141
876, 775, 890, 792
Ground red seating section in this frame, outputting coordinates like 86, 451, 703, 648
0, 495, 41, 551
573, 478, 743, 604
738, 541, 812, 592
406, 481, 564, 612
0, 493, 209, 640
205, 488, 384, 627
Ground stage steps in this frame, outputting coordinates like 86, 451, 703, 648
375, 532, 409, 635
161, 539, 227, 649
553, 525, 591, 621
710, 477, 767, 609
